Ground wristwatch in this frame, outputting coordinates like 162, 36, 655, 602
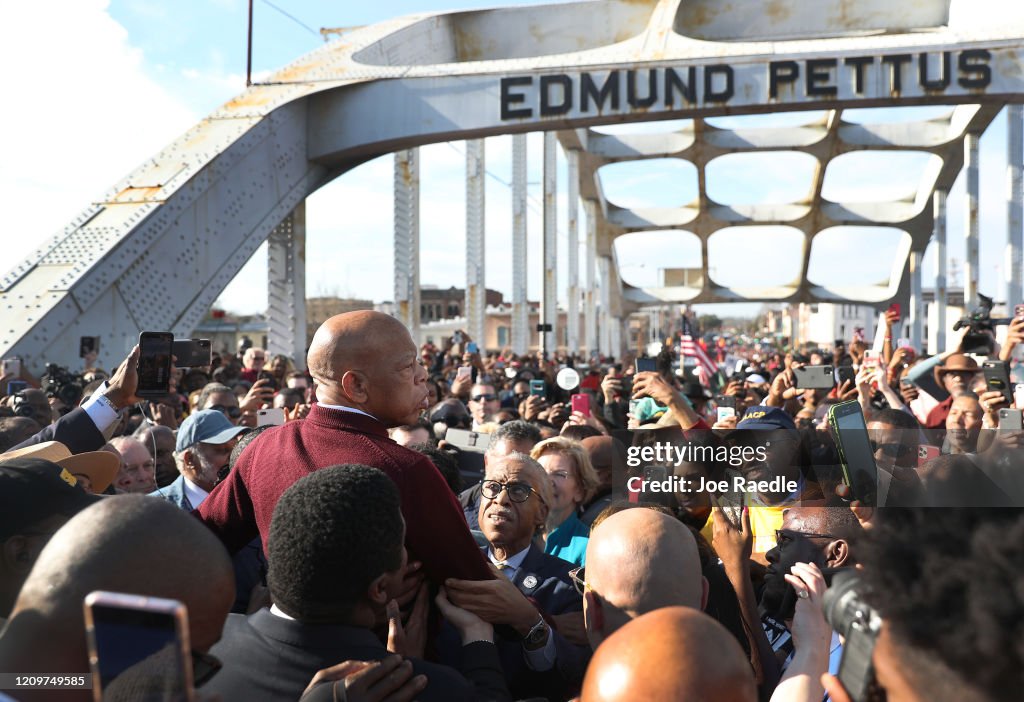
522, 615, 549, 649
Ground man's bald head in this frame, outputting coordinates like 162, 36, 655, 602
584, 507, 706, 648
307, 311, 411, 383
4, 496, 234, 677
581, 607, 756, 702
307, 311, 429, 426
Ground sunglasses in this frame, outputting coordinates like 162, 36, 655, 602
471, 394, 497, 402
209, 405, 242, 419
569, 566, 587, 595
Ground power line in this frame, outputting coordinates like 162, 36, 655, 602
258, 0, 320, 38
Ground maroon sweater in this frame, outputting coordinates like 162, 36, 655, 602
196, 404, 492, 583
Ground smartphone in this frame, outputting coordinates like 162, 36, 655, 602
793, 365, 835, 390
137, 332, 174, 398
445, 428, 492, 480
636, 358, 657, 373
257, 370, 279, 393
571, 393, 591, 417
79, 336, 100, 359
717, 406, 737, 423
6, 379, 28, 396
452, 331, 464, 345
827, 400, 881, 506
466, 341, 479, 354
456, 366, 472, 382
983, 361, 1013, 404
257, 407, 286, 427
917, 444, 941, 467
861, 351, 880, 374
84, 591, 195, 702
1015, 304, 1024, 320
835, 365, 856, 388
714, 394, 736, 410
530, 379, 546, 397
999, 408, 1023, 435
1016, 383, 1024, 409
888, 302, 901, 321
171, 339, 212, 368
2, 358, 21, 377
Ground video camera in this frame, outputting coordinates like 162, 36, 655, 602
823, 570, 882, 702
40, 363, 85, 407
952, 293, 1010, 355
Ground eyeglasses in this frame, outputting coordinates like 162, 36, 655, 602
471, 394, 497, 402
869, 441, 912, 458
210, 405, 242, 419
569, 566, 587, 595
775, 529, 835, 548
481, 479, 546, 505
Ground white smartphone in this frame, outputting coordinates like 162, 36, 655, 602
84, 591, 195, 702
2, 358, 21, 377
257, 407, 286, 427
456, 366, 472, 381
1015, 384, 1024, 409
717, 406, 736, 423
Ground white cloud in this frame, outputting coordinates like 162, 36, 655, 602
1, 0, 196, 269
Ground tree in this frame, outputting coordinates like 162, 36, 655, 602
698, 314, 723, 332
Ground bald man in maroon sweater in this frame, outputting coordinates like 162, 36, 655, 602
197, 311, 492, 584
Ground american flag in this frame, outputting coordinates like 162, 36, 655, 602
680, 316, 719, 384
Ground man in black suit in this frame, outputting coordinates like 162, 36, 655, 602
446, 452, 591, 701
5, 346, 142, 456
205, 464, 510, 702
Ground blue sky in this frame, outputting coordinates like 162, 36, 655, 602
1, 0, 1019, 321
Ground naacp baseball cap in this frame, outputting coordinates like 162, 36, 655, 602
736, 406, 799, 437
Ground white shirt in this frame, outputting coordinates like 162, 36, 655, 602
269, 604, 295, 621
82, 383, 122, 440
316, 402, 379, 421
487, 545, 557, 671
182, 476, 209, 510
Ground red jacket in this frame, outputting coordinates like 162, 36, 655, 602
196, 404, 492, 583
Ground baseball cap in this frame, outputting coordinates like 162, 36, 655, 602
175, 409, 247, 453
736, 405, 799, 437
0, 458, 100, 539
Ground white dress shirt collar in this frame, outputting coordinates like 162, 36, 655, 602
316, 402, 379, 422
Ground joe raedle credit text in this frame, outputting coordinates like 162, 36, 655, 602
625, 442, 799, 495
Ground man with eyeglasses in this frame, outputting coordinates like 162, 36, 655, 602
467, 383, 500, 429
239, 346, 267, 383
445, 453, 590, 701
108, 436, 157, 494
760, 506, 862, 695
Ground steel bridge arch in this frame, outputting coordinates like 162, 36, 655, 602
3, 0, 1024, 367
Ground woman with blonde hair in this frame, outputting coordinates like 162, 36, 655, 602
530, 436, 600, 566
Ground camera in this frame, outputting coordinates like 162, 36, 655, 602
822, 570, 882, 702
952, 293, 1010, 355
40, 363, 85, 408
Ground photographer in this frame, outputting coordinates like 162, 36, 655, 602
822, 508, 1024, 702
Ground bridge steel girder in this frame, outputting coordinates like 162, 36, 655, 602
267, 204, 307, 369
558, 102, 1002, 314
4, 1, 1024, 366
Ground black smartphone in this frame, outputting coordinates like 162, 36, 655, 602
983, 360, 1013, 405
530, 379, 546, 397
84, 591, 195, 702
79, 336, 100, 359
793, 365, 835, 390
714, 394, 736, 409
827, 400, 880, 506
137, 332, 174, 398
834, 365, 855, 388
636, 358, 657, 373
171, 339, 212, 369
257, 370, 279, 392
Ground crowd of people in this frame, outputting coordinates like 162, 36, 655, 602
0, 307, 1022, 701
